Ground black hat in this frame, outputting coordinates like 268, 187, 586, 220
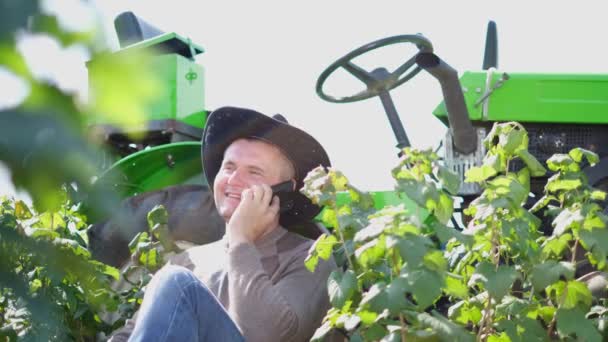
201, 106, 331, 236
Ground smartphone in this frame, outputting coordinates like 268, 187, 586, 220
271, 180, 295, 212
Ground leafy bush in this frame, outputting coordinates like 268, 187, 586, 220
303, 122, 608, 341
0, 192, 175, 341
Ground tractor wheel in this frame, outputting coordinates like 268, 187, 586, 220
87, 184, 225, 268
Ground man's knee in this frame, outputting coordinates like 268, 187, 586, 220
151, 265, 198, 292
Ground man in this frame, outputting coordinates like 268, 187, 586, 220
110, 106, 335, 341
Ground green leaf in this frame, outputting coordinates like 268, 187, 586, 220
499, 126, 528, 155
147, 205, 169, 228
552, 208, 583, 236
392, 235, 431, 267
14, 200, 32, 219
465, 164, 497, 183
355, 237, 386, 267
590, 190, 606, 201
569, 147, 599, 166
360, 282, 388, 313
468, 262, 518, 300
547, 280, 592, 310
385, 277, 413, 315
579, 228, 608, 269
545, 177, 582, 193
417, 311, 475, 342
546, 154, 578, 172
542, 233, 573, 259
310, 320, 332, 341
556, 308, 602, 342
423, 250, 447, 273
444, 275, 469, 299
497, 317, 546, 342
435, 165, 461, 195
102, 264, 120, 281
530, 261, 575, 291
448, 300, 482, 325
488, 176, 528, 205
400, 269, 443, 309
516, 149, 547, 176
434, 192, 454, 224
305, 234, 338, 272
328, 270, 357, 309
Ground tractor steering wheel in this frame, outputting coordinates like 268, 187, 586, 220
316, 34, 433, 103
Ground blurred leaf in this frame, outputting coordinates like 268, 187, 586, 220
305, 234, 337, 272
516, 149, 547, 176
417, 311, 475, 342
465, 164, 497, 183
435, 165, 461, 195
547, 280, 592, 310
444, 275, 469, 299
541, 233, 573, 259
14, 200, 32, 219
448, 300, 482, 325
546, 154, 579, 173
569, 147, 599, 166
499, 125, 528, 155
530, 261, 575, 291
400, 269, 443, 309
328, 270, 357, 309
578, 228, 608, 269
468, 262, 518, 300
556, 307, 602, 342
87, 50, 162, 135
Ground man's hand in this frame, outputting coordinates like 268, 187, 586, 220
227, 184, 280, 245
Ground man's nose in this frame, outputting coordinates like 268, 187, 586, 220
226, 168, 245, 186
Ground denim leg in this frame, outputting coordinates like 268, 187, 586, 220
129, 265, 245, 342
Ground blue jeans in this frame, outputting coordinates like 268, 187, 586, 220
129, 265, 245, 342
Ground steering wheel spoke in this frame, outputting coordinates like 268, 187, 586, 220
342, 61, 375, 86
316, 34, 433, 103
391, 55, 418, 81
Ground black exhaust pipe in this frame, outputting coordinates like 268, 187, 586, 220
416, 53, 477, 154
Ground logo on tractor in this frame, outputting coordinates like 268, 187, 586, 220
185, 68, 198, 84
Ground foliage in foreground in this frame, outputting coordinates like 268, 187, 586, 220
303, 122, 608, 341
0, 194, 175, 341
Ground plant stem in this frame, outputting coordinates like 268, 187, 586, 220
399, 314, 408, 342
570, 239, 579, 264
476, 296, 493, 341
332, 194, 355, 270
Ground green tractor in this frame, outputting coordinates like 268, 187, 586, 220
87, 14, 608, 268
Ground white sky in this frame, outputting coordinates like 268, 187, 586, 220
2, 0, 608, 199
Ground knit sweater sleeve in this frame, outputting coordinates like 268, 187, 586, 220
227, 241, 335, 342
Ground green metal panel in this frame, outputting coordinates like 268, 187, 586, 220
95, 142, 204, 199
315, 190, 429, 223
144, 54, 207, 128
433, 72, 608, 124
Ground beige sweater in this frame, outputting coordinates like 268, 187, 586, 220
109, 226, 335, 342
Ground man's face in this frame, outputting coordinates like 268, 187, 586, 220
213, 138, 293, 221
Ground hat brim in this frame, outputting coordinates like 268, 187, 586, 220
201, 107, 330, 235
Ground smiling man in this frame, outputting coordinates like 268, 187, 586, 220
110, 106, 335, 342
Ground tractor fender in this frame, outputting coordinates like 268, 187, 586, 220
88, 184, 225, 268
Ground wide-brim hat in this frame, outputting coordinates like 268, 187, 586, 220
201, 106, 331, 236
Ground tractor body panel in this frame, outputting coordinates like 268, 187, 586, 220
433, 71, 608, 125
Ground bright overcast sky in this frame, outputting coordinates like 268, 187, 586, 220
2, 0, 608, 199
